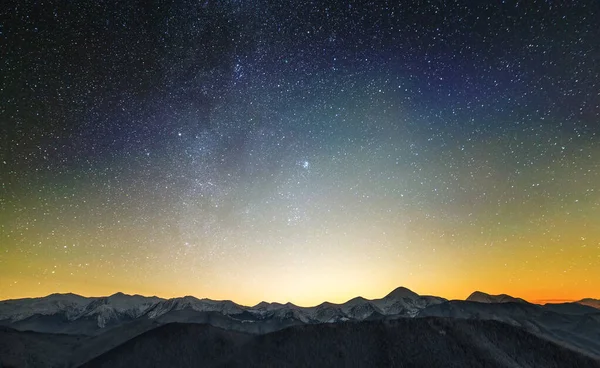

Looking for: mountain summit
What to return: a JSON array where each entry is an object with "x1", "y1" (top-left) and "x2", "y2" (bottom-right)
[{"x1": 384, "y1": 286, "x2": 420, "y2": 300}]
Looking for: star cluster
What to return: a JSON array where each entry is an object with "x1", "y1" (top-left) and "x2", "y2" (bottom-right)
[{"x1": 1, "y1": 0, "x2": 599, "y2": 305}]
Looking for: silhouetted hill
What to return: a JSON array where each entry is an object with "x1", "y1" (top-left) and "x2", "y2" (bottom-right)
[
  {"x1": 579, "y1": 299, "x2": 600, "y2": 310},
  {"x1": 544, "y1": 302, "x2": 600, "y2": 315},
  {"x1": 466, "y1": 291, "x2": 528, "y2": 304},
  {"x1": 82, "y1": 319, "x2": 600, "y2": 368}
]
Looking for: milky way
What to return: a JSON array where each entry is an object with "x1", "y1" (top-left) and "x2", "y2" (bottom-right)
[{"x1": 1, "y1": 1, "x2": 599, "y2": 305}]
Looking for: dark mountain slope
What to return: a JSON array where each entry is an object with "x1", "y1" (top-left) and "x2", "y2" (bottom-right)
[
  {"x1": 67, "y1": 318, "x2": 164, "y2": 367},
  {"x1": 418, "y1": 300, "x2": 600, "y2": 359},
  {"x1": 82, "y1": 318, "x2": 600, "y2": 368},
  {"x1": 81, "y1": 323, "x2": 252, "y2": 368},
  {"x1": 0, "y1": 326, "x2": 83, "y2": 368}
]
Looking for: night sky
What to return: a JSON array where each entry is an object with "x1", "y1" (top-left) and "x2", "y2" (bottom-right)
[{"x1": 1, "y1": 1, "x2": 599, "y2": 306}]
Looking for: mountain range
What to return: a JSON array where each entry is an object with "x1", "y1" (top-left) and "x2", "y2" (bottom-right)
[
  {"x1": 0, "y1": 287, "x2": 448, "y2": 335},
  {"x1": 0, "y1": 288, "x2": 599, "y2": 367}
]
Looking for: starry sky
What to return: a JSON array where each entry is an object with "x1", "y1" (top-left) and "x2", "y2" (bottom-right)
[{"x1": 1, "y1": 0, "x2": 599, "y2": 306}]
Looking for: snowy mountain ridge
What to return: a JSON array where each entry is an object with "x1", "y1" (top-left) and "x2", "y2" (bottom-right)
[
  {"x1": 0, "y1": 287, "x2": 441, "y2": 328},
  {"x1": 0, "y1": 292, "x2": 162, "y2": 327},
  {"x1": 1, "y1": 288, "x2": 598, "y2": 334}
]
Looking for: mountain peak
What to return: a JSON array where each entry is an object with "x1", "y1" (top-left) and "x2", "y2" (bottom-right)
[
  {"x1": 346, "y1": 296, "x2": 367, "y2": 303},
  {"x1": 384, "y1": 287, "x2": 419, "y2": 299},
  {"x1": 252, "y1": 301, "x2": 270, "y2": 309},
  {"x1": 467, "y1": 291, "x2": 527, "y2": 304}
]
